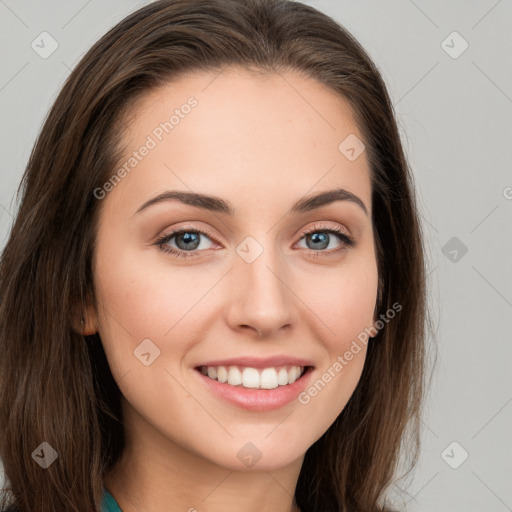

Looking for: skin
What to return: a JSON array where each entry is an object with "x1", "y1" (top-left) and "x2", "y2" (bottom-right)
[{"x1": 82, "y1": 66, "x2": 379, "y2": 512}]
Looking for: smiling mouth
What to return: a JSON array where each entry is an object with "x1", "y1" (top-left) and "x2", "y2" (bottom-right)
[{"x1": 195, "y1": 364, "x2": 313, "y2": 390}]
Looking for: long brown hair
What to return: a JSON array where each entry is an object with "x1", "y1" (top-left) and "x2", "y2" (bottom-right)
[{"x1": 0, "y1": 1, "x2": 436, "y2": 510}]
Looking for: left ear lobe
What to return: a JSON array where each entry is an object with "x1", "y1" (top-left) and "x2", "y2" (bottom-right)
[{"x1": 71, "y1": 303, "x2": 98, "y2": 336}]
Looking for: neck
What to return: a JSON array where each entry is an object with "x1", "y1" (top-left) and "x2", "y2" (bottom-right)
[{"x1": 104, "y1": 399, "x2": 303, "y2": 512}]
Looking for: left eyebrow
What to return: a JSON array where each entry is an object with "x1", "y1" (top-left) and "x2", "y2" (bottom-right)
[
  {"x1": 290, "y1": 188, "x2": 368, "y2": 217},
  {"x1": 134, "y1": 187, "x2": 369, "y2": 217}
]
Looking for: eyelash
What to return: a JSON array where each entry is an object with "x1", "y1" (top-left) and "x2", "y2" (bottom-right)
[{"x1": 154, "y1": 224, "x2": 356, "y2": 260}]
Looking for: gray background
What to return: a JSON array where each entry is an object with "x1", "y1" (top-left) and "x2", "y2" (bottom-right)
[{"x1": 1, "y1": 1, "x2": 511, "y2": 511}]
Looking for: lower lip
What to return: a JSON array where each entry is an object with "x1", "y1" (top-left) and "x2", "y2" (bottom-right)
[{"x1": 195, "y1": 367, "x2": 314, "y2": 412}]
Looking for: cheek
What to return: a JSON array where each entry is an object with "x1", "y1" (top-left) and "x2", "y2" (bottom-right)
[
  {"x1": 295, "y1": 256, "x2": 378, "y2": 351},
  {"x1": 293, "y1": 259, "x2": 377, "y2": 434},
  {"x1": 93, "y1": 224, "x2": 378, "y2": 362},
  {"x1": 94, "y1": 242, "x2": 209, "y2": 341},
  {"x1": 92, "y1": 244, "x2": 210, "y2": 402}
]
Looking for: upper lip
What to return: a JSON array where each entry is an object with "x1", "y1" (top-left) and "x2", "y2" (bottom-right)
[{"x1": 195, "y1": 356, "x2": 315, "y2": 369}]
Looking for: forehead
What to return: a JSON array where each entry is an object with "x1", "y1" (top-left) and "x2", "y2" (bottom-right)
[{"x1": 108, "y1": 66, "x2": 372, "y2": 218}]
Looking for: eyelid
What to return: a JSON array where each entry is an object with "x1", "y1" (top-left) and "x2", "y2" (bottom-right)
[
  {"x1": 294, "y1": 222, "x2": 356, "y2": 252},
  {"x1": 295, "y1": 222, "x2": 352, "y2": 241},
  {"x1": 154, "y1": 221, "x2": 355, "y2": 258},
  {"x1": 156, "y1": 220, "x2": 219, "y2": 240},
  {"x1": 154, "y1": 223, "x2": 221, "y2": 250}
]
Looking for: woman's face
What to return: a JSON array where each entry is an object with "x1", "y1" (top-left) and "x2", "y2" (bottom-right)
[{"x1": 87, "y1": 67, "x2": 378, "y2": 472}]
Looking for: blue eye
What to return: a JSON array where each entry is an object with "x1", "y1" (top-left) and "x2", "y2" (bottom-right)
[
  {"x1": 155, "y1": 224, "x2": 355, "y2": 259},
  {"x1": 296, "y1": 226, "x2": 355, "y2": 255},
  {"x1": 155, "y1": 229, "x2": 214, "y2": 259}
]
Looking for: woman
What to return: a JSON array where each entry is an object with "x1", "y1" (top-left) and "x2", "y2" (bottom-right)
[{"x1": 0, "y1": 0, "x2": 435, "y2": 511}]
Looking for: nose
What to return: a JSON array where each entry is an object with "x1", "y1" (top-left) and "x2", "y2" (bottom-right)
[{"x1": 225, "y1": 246, "x2": 298, "y2": 339}]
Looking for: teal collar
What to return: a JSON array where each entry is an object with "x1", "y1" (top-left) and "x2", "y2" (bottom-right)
[{"x1": 101, "y1": 487, "x2": 122, "y2": 512}]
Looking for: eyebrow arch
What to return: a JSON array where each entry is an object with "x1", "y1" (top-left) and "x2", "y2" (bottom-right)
[{"x1": 134, "y1": 187, "x2": 369, "y2": 217}]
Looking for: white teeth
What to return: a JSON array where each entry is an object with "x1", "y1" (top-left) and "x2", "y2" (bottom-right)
[
  {"x1": 227, "y1": 366, "x2": 242, "y2": 386},
  {"x1": 242, "y1": 367, "x2": 260, "y2": 388},
  {"x1": 217, "y1": 366, "x2": 228, "y2": 383},
  {"x1": 277, "y1": 367, "x2": 289, "y2": 385},
  {"x1": 200, "y1": 364, "x2": 306, "y2": 389},
  {"x1": 288, "y1": 366, "x2": 299, "y2": 384},
  {"x1": 260, "y1": 368, "x2": 278, "y2": 389}
]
